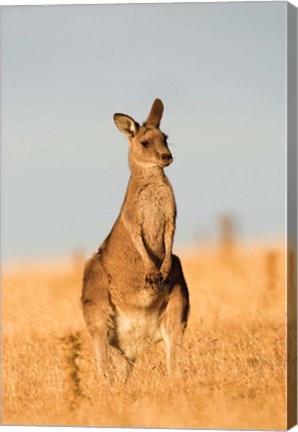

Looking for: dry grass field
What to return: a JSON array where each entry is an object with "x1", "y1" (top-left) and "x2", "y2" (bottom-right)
[{"x1": 1, "y1": 243, "x2": 286, "y2": 429}]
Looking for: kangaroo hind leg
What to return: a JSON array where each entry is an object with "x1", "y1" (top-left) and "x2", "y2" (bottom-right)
[
  {"x1": 161, "y1": 254, "x2": 189, "y2": 376},
  {"x1": 81, "y1": 253, "x2": 113, "y2": 382}
]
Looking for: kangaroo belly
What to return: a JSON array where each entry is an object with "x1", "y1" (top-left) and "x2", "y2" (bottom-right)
[{"x1": 114, "y1": 309, "x2": 162, "y2": 361}]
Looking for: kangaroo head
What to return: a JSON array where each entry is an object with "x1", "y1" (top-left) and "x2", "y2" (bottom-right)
[{"x1": 113, "y1": 99, "x2": 173, "y2": 169}]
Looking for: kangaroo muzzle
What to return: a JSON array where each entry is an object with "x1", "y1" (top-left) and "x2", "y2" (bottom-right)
[{"x1": 161, "y1": 153, "x2": 173, "y2": 165}]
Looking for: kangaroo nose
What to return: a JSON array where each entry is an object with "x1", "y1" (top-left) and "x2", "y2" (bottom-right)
[{"x1": 162, "y1": 153, "x2": 172, "y2": 161}]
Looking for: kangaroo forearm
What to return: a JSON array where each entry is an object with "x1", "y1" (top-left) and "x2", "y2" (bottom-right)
[
  {"x1": 161, "y1": 221, "x2": 175, "y2": 274},
  {"x1": 131, "y1": 231, "x2": 155, "y2": 269},
  {"x1": 164, "y1": 231, "x2": 174, "y2": 259},
  {"x1": 121, "y1": 214, "x2": 155, "y2": 269},
  {"x1": 165, "y1": 220, "x2": 175, "y2": 257}
]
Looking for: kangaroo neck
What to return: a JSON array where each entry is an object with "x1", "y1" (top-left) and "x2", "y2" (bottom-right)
[{"x1": 129, "y1": 157, "x2": 165, "y2": 183}]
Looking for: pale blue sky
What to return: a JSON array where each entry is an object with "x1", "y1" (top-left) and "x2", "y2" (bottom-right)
[{"x1": 1, "y1": 2, "x2": 286, "y2": 261}]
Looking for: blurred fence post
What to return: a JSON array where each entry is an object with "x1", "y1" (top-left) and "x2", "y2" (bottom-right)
[
  {"x1": 265, "y1": 251, "x2": 278, "y2": 294},
  {"x1": 218, "y1": 214, "x2": 237, "y2": 260}
]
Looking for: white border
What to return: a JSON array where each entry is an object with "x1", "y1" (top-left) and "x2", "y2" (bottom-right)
[
  {"x1": 0, "y1": 0, "x2": 298, "y2": 7},
  {"x1": 0, "y1": 1, "x2": 297, "y2": 432}
]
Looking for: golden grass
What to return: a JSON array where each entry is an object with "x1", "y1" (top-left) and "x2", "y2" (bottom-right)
[{"x1": 1, "y1": 244, "x2": 286, "y2": 429}]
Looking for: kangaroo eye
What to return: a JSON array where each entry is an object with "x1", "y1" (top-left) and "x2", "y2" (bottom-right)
[{"x1": 141, "y1": 141, "x2": 150, "y2": 148}]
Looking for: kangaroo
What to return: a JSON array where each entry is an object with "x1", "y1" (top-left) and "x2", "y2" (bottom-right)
[{"x1": 81, "y1": 99, "x2": 189, "y2": 381}]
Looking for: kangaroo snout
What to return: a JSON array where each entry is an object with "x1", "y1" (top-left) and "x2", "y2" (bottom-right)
[{"x1": 161, "y1": 153, "x2": 173, "y2": 164}]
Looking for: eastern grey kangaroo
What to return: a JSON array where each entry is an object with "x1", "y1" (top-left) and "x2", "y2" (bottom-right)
[{"x1": 81, "y1": 99, "x2": 189, "y2": 380}]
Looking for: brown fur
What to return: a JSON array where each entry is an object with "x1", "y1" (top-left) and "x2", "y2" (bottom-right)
[{"x1": 81, "y1": 99, "x2": 189, "y2": 380}]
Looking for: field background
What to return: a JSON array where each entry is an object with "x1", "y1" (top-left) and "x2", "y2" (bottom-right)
[{"x1": 2, "y1": 242, "x2": 286, "y2": 429}]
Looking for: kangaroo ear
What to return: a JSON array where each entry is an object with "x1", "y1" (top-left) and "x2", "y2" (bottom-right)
[
  {"x1": 145, "y1": 98, "x2": 164, "y2": 128},
  {"x1": 113, "y1": 114, "x2": 139, "y2": 137}
]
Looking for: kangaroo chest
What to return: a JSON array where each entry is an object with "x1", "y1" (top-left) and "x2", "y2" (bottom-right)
[{"x1": 138, "y1": 181, "x2": 175, "y2": 252}]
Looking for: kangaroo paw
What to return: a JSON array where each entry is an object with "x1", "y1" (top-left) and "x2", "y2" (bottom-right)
[{"x1": 145, "y1": 271, "x2": 163, "y2": 287}]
